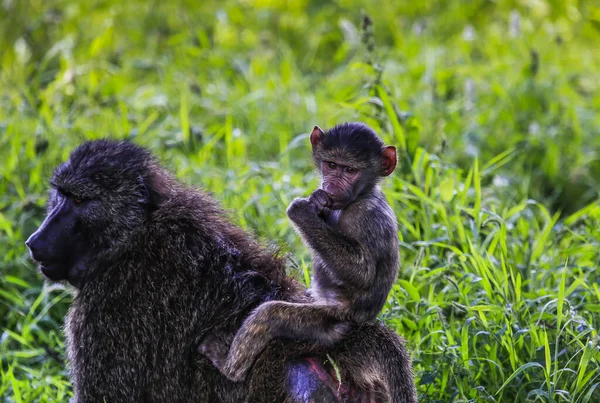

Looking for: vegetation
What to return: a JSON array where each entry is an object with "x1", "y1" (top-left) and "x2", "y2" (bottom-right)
[{"x1": 1, "y1": 0, "x2": 599, "y2": 401}]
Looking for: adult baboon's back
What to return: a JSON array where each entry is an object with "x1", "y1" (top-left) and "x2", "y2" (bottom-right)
[{"x1": 26, "y1": 140, "x2": 417, "y2": 402}]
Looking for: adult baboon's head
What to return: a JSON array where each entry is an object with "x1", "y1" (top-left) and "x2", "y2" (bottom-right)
[{"x1": 25, "y1": 140, "x2": 163, "y2": 287}]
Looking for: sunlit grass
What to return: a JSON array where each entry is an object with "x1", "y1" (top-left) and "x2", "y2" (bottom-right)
[{"x1": 1, "y1": 0, "x2": 599, "y2": 401}]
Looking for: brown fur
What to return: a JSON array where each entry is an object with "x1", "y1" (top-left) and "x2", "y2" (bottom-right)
[{"x1": 27, "y1": 140, "x2": 417, "y2": 402}]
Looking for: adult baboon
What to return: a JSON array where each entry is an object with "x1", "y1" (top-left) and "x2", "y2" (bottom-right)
[{"x1": 26, "y1": 140, "x2": 417, "y2": 402}]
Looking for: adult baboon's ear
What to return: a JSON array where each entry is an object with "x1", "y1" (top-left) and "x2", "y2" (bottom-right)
[
  {"x1": 381, "y1": 146, "x2": 397, "y2": 176},
  {"x1": 137, "y1": 173, "x2": 164, "y2": 210},
  {"x1": 310, "y1": 126, "x2": 325, "y2": 148}
]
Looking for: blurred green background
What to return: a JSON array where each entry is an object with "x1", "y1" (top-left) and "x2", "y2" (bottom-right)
[{"x1": 1, "y1": 0, "x2": 600, "y2": 401}]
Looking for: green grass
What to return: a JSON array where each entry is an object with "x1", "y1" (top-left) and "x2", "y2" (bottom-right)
[{"x1": 1, "y1": 0, "x2": 600, "y2": 401}]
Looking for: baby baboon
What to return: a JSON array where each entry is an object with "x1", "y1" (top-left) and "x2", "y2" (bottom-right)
[
  {"x1": 202, "y1": 122, "x2": 400, "y2": 384},
  {"x1": 26, "y1": 140, "x2": 416, "y2": 402}
]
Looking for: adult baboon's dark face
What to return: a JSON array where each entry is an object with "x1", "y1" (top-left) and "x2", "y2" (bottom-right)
[{"x1": 26, "y1": 140, "x2": 157, "y2": 287}]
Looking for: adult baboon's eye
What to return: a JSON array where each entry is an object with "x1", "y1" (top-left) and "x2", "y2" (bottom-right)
[{"x1": 74, "y1": 198, "x2": 82, "y2": 205}]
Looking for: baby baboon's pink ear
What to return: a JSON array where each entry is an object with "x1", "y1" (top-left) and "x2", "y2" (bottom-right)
[
  {"x1": 381, "y1": 146, "x2": 397, "y2": 176},
  {"x1": 310, "y1": 126, "x2": 325, "y2": 148}
]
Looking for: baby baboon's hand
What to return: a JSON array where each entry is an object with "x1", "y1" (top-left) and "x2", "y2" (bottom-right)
[
  {"x1": 286, "y1": 197, "x2": 312, "y2": 220},
  {"x1": 308, "y1": 189, "x2": 333, "y2": 216}
]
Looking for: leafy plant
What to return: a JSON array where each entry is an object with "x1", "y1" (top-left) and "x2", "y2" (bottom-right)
[{"x1": 1, "y1": 1, "x2": 599, "y2": 401}]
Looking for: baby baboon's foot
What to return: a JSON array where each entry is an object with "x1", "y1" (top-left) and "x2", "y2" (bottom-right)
[{"x1": 200, "y1": 334, "x2": 230, "y2": 373}]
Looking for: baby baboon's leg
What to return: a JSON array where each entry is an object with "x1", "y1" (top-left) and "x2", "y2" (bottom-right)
[{"x1": 207, "y1": 301, "x2": 348, "y2": 382}]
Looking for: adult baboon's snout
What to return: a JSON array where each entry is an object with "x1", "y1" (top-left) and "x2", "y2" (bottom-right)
[{"x1": 26, "y1": 227, "x2": 53, "y2": 264}]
